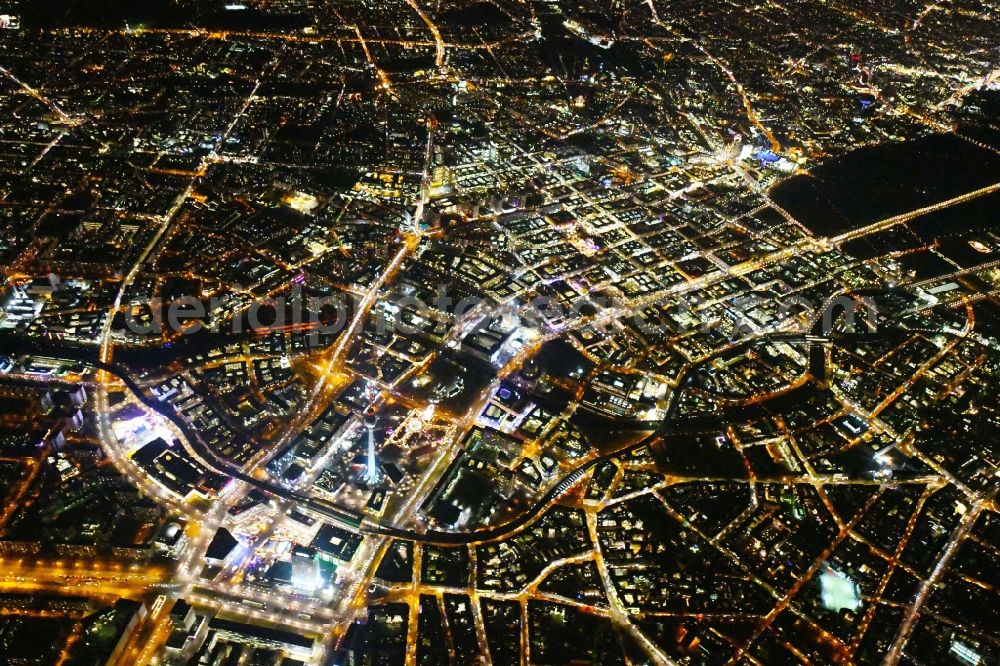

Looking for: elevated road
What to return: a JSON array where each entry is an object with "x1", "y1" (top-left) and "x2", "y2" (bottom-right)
[{"x1": 0, "y1": 288, "x2": 976, "y2": 547}]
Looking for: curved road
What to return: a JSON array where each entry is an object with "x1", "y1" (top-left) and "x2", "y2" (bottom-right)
[{"x1": 0, "y1": 318, "x2": 900, "y2": 546}]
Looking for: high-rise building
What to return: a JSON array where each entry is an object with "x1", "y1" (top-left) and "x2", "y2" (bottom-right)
[{"x1": 363, "y1": 411, "x2": 379, "y2": 486}]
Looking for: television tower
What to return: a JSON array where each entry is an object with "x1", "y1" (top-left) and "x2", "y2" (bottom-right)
[{"x1": 363, "y1": 410, "x2": 379, "y2": 486}]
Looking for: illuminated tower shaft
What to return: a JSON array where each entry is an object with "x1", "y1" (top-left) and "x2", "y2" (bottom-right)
[{"x1": 364, "y1": 412, "x2": 379, "y2": 485}]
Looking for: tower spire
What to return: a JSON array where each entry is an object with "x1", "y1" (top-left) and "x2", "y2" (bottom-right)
[{"x1": 363, "y1": 410, "x2": 379, "y2": 485}]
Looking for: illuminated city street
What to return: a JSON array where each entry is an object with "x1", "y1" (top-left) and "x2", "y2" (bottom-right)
[{"x1": 0, "y1": 0, "x2": 998, "y2": 664}]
